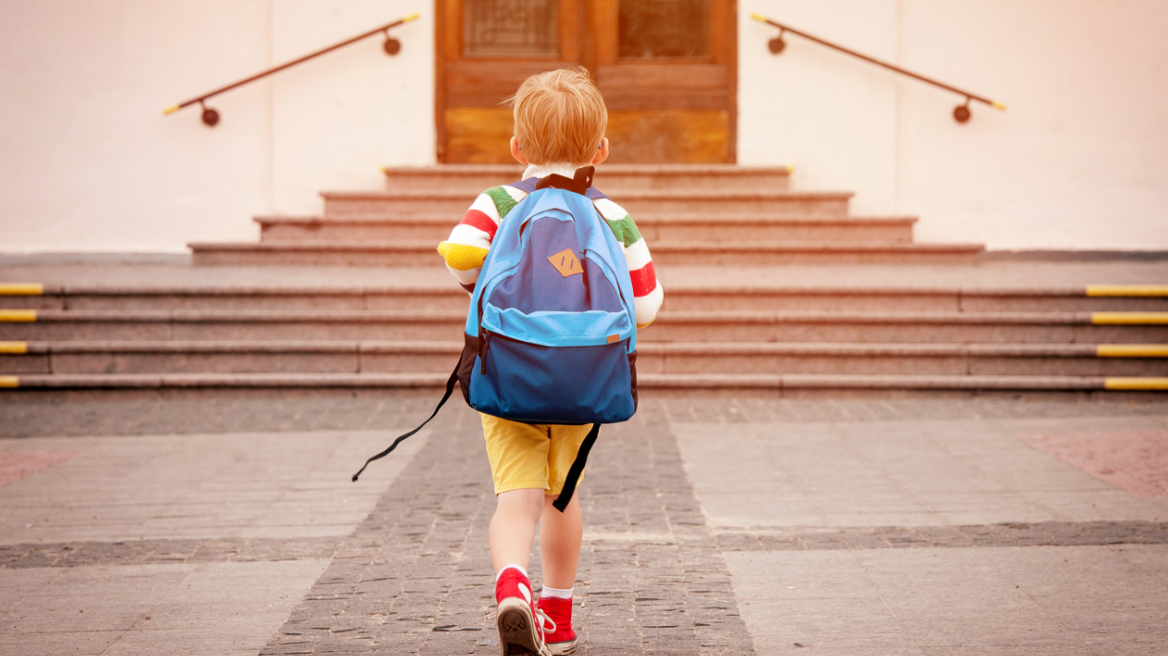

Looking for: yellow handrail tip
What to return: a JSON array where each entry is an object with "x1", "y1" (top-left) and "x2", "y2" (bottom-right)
[
  {"x1": 403, "y1": 13, "x2": 421, "y2": 22},
  {"x1": 750, "y1": 13, "x2": 769, "y2": 22}
]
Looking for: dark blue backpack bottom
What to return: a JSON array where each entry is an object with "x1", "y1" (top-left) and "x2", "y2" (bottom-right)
[{"x1": 458, "y1": 332, "x2": 637, "y2": 425}]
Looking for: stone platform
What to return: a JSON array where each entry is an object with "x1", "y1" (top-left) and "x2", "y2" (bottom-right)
[{"x1": 2, "y1": 393, "x2": 1167, "y2": 654}]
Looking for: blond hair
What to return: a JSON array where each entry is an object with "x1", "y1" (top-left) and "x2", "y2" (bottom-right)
[{"x1": 508, "y1": 67, "x2": 607, "y2": 167}]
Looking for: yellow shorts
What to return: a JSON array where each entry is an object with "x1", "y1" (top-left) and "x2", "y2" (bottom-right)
[{"x1": 481, "y1": 413, "x2": 593, "y2": 496}]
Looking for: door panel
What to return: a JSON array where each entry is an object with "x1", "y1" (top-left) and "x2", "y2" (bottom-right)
[
  {"x1": 437, "y1": 0, "x2": 735, "y2": 164},
  {"x1": 606, "y1": 109, "x2": 728, "y2": 163}
]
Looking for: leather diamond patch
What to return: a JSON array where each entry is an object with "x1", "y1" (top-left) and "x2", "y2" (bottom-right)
[{"x1": 548, "y1": 249, "x2": 583, "y2": 277}]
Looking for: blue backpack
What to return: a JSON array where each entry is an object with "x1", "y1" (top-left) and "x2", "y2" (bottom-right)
[{"x1": 354, "y1": 166, "x2": 639, "y2": 511}]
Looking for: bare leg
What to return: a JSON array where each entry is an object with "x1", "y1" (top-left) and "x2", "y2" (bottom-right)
[
  {"x1": 490, "y1": 488, "x2": 546, "y2": 574},
  {"x1": 540, "y1": 492, "x2": 583, "y2": 589}
]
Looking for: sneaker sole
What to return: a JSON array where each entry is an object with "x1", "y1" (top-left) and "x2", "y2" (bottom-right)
[
  {"x1": 548, "y1": 637, "x2": 578, "y2": 655},
  {"x1": 497, "y1": 598, "x2": 551, "y2": 656}
]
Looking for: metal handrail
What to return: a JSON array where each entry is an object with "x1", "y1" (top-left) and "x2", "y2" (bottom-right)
[
  {"x1": 164, "y1": 13, "x2": 420, "y2": 127},
  {"x1": 750, "y1": 13, "x2": 1005, "y2": 123}
]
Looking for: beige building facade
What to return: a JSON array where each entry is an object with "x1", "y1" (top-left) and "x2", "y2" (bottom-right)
[{"x1": 1, "y1": 0, "x2": 1166, "y2": 253}]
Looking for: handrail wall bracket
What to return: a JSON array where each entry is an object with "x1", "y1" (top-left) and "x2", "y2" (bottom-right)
[
  {"x1": 750, "y1": 13, "x2": 1006, "y2": 124},
  {"x1": 165, "y1": 13, "x2": 420, "y2": 127}
]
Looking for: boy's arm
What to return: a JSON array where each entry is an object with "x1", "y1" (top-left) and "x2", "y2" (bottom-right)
[
  {"x1": 437, "y1": 186, "x2": 526, "y2": 292},
  {"x1": 593, "y1": 198, "x2": 664, "y2": 328}
]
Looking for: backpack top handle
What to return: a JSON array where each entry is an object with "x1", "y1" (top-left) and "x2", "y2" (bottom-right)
[{"x1": 534, "y1": 166, "x2": 595, "y2": 196}]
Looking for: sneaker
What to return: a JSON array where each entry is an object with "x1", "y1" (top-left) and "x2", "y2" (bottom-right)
[
  {"x1": 537, "y1": 595, "x2": 578, "y2": 655},
  {"x1": 495, "y1": 568, "x2": 552, "y2": 656}
]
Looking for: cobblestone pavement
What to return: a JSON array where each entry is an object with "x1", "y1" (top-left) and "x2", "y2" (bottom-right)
[
  {"x1": 2, "y1": 394, "x2": 1168, "y2": 655},
  {"x1": 258, "y1": 403, "x2": 752, "y2": 656},
  {"x1": 6, "y1": 393, "x2": 1168, "y2": 439}
]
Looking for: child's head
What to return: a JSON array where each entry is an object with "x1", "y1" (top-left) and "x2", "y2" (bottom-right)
[{"x1": 509, "y1": 67, "x2": 608, "y2": 167}]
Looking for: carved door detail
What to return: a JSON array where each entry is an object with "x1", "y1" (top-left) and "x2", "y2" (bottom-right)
[{"x1": 436, "y1": 0, "x2": 736, "y2": 163}]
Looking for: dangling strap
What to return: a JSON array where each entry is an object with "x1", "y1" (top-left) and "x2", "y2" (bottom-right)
[
  {"x1": 351, "y1": 358, "x2": 461, "y2": 482},
  {"x1": 552, "y1": 423, "x2": 600, "y2": 512}
]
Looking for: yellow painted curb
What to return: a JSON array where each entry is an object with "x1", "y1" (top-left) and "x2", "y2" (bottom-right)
[
  {"x1": 1105, "y1": 378, "x2": 1168, "y2": 391},
  {"x1": 0, "y1": 283, "x2": 43, "y2": 295},
  {"x1": 750, "y1": 13, "x2": 769, "y2": 22},
  {"x1": 0, "y1": 342, "x2": 28, "y2": 354},
  {"x1": 0, "y1": 376, "x2": 17, "y2": 388},
  {"x1": 0, "y1": 310, "x2": 36, "y2": 322},
  {"x1": 1087, "y1": 285, "x2": 1168, "y2": 297},
  {"x1": 403, "y1": 12, "x2": 420, "y2": 22},
  {"x1": 1097, "y1": 345, "x2": 1168, "y2": 357},
  {"x1": 1091, "y1": 312, "x2": 1168, "y2": 325}
]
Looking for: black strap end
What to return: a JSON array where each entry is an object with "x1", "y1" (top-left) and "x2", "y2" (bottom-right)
[{"x1": 535, "y1": 166, "x2": 595, "y2": 196}]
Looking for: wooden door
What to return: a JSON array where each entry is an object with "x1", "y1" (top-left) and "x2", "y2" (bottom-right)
[{"x1": 436, "y1": 0, "x2": 736, "y2": 164}]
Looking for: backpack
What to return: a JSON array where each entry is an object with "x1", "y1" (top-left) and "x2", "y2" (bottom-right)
[{"x1": 353, "y1": 166, "x2": 639, "y2": 512}]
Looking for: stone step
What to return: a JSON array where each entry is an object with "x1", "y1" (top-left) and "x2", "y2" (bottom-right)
[
  {"x1": 5, "y1": 284, "x2": 1167, "y2": 313},
  {"x1": 187, "y1": 240, "x2": 984, "y2": 267},
  {"x1": 320, "y1": 189, "x2": 852, "y2": 219},
  {"x1": 3, "y1": 309, "x2": 1166, "y2": 343},
  {"x1": 4, "y1": 372, "x2": 1166, "y2": 393},
  {"x1": 381, "y1": 164, "x2": 793, "y2": 193},
  {"x1": 255, "y1": 214, "x2": 917, "y2": 244},
  {"x1": 0, "y1": 285, "x2": 469, "y2": 312},
  {"x1": 4, "y1": 340, "x2": 1166, "y2": 377}
]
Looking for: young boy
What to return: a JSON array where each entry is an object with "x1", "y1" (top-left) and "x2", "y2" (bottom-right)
[{"x1": 437, "y1": 67, "x2": 663, "y2": 656}]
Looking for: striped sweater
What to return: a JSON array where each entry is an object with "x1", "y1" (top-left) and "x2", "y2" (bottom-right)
[{"x1": 437, "y1": 164, "x2": 664, "y2": 328}]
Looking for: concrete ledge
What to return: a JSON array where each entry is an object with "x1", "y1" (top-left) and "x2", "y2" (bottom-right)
[
  {"x1": 253, "y1": 214, "x2": 917, "y2": 226},
  {"x1": 639, "y1": 374, "x2": 1108, "y2": 390},
  {"x1": 380, "y1": 164, "x2": 794, "y2": 175},
  {"x1": 982, "y1": 250, "x2": 1168, "y2": 261},
  {"x1": 0, "y1": 252, "x2": 191, "y2": 265},
  {"x1": 11, "y1": 373, "x2": 450, "y2": 388},
  {"x1": 6, "y1": 373, "x2": 1151, "y2": 392},
  {"x1": 321, "y1": 189, "x2": 846, "y2": 201},
  {"x1": 11, "y1": 339, "x2": 1165, "y2": 358}
]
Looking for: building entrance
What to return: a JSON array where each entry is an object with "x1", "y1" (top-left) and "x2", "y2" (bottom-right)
[{"x1": 436, "y1": 0, "x2": 737, "y2": 163}]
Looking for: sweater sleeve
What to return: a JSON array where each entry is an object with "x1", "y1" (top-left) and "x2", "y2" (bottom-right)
[
  {"x1": 592, "y1": 197, "x2": 664, "y2": 328},
  {"x1": 437, "y1": 185, "x2": 527, "y2": 290}
]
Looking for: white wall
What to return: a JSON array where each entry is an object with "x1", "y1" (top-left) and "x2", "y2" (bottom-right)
[
  {"x1": 0, "y1": 0, "x2": 433, "y2": 253},
  {"x1": 740, "y1": 0, "x2": 1168, "y2": 250},
  {"x1": 270, "y1": 0, "x2": 434, "y2": 217}
]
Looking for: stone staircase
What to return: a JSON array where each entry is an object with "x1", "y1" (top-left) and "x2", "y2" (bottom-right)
[
  {"x1": 2, "y1": 164, "x2": 1166, "y2": 394},
  {"x1": 189, "y1": 165, "x2": 984, "y2": 266}
]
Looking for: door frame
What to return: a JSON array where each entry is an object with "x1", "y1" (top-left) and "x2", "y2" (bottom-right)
[{"x1": 435, "y1": 0, "x2": 736, "y2": 163}]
